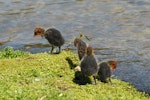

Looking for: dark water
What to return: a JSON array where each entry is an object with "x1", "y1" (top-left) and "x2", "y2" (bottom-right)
[{"x1": 0, "y1": 0, "x2": 150, "y2": 94}]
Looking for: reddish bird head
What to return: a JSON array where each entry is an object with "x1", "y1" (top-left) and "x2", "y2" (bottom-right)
[
  {"x1": 108, "y1": 60, "x2": 117, "y2": 71},
  {"x1": 74, "y1": 38, "x2": 80, "y2": 47},
  {"x1": 34, "y1": 27, "x2": 45, "y2": 37},
  {"x1": 86, "y1": 46, "x2": 94, "y2": 56}
]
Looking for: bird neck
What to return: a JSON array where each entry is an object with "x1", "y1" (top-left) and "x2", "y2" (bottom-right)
[
  {"x1": 41, "y1": 28, "x2": 46, "y2": 38},
  {"x1": 86, "y1": 53, "x2": 94, "y2": 56},
  {"x1": 86, "y1": 52, "x2": 94, "y2": 56}
]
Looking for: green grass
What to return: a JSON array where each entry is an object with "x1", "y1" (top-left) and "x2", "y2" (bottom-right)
[
  {"x1": 0, "y1": 47, "x2": 149, "y2": 100},
  {"x1": 0, "y1": 46, "x2": 29, "y2": 59}
]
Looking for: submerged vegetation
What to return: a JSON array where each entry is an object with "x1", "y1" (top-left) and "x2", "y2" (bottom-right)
[{"x1": 0, "y1": 47, "x2": 149, "y2": 100}]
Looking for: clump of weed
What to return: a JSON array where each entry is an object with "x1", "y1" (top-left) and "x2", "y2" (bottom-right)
[{"x1": 0, "y1": 46, "x2": 28, "y2": 59}]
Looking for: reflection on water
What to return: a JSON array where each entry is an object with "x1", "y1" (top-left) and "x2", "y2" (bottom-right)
[{"x1": 0, "y1": 0, "x2": 150, "y2": 94}]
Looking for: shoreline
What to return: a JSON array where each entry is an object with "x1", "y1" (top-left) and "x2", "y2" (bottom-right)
[{"x1": 0, "y1": 47, "x2": 149, "y2": 99}]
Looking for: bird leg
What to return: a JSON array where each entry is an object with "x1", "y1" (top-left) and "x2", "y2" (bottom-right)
[
  {"x1": 58, "y1": 46, "x2": 61, "y2": 54},
  {"x1": 109, "y1": 77, "x2": 112, "y2": 85},
  {"x1": 51, "y1": 45, "x2": 54, "y2": 54},
  {"x1": 93, "y1": 75, "x2": 97, "y2": 85}
]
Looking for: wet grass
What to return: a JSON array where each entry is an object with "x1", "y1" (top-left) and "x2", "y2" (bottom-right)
[{"x1": 0, "y1": 47, "x2": 149, "y2": 100}]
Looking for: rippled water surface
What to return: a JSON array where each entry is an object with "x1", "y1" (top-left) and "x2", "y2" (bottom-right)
[{"x1": 0, "y1": 0, "x2": 150, "y2": 94}]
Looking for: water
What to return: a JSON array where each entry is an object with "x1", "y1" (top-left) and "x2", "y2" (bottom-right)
[{"x1": 0, "y1": 0, "x2": 150, "y2": 94}]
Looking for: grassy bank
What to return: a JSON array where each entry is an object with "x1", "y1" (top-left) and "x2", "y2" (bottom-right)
[{"x1": 0, "y1": 47, "x2": 149, "y2": 100}]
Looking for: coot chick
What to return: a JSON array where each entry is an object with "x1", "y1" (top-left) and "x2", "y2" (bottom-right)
[
  {"x1": 74, "y1": 38, "x2": 87, "y2": 60},
  {"x1": 98, "y1": 60, "x2": 117, "y2": 83},
  {"x1": 34, "y1": 27, "x2": 65, "y2": 54},
  {"x1": 80, "y1": 46, "x2": 98, "y2": 85}
]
